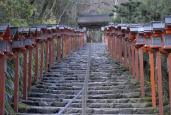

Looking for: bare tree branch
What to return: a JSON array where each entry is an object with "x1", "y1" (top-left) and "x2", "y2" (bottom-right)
[
  {"x1": 45, "y1": 0, "x2": 57, "y2": 19},
  {"x1": 57, "y1": 2, "x2": 71, "y2": 24}
]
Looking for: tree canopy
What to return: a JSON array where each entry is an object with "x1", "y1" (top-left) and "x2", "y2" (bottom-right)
[{"x1": 113, "y1": 0, "x2": 171, "y2": 23}]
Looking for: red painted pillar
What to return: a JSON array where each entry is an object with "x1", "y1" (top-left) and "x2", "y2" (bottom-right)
[
  {"x1": 57, "y1": 38, "x2": 61, "y2": 61},
  {"x1": 132, "y1": 46, "x2": 135, "y2": 76},
  {"x1": 135, "y1": 48, "x2": 139, "y2": 82},
  {"x1": 109, "y1": 37, "x2": 110, "y2": 54},
  {"x1": 168, "y1": 53, "x2": 171, "y2": 114},
  {"x1": 73, "y1": 37, "x2": 75, "y2": 51},
  {"x1": 149, "y1": 51, "x2": 156, "y2": 108},
  {"x1": 40, "y1": 43, "x2": 44, "y2": 79},
  {"x1": 14, "y1": 52, "x2": 19, "y2": 112},
  {"x1": 35, "y1": 44, "x2": 39, "y2": 82},
  {"x1": 23, "y1": 51, "x2": 28, "y2": 100},
  {"x1": 28, "y1": 49, "x2": 32, "y2": 91},
  {"x1": 107, "y1": 36, "x2": 110, "y2": 52},
  {"x1": 112, "y1": 38, "x2": 115, "y2": 58},
  {"x1": 0, "y1": 56, "x2": 6, "y2": 115},
  {"x1": 64, "y1": 38, "x2": 67, "y2": 57},
  {"x1": 51, "y1": 40, "x2": 54, "y2": 64},
  {"x1": 113, "y1": 38, "x2": 115, "y2": 58},
  {"x1": 111, "y1": 38, "x2": 113, "y2": 57},
  {"x1": 120, "y1": 39, "x2": 122, "y2": 63},
  {"x1": 45, "y1": 41, "x2": 49, "y2": 72},
  {"x1": 128, "y1": 43, "x2": 132, "y2": 73},
  {"x1": 72, "y1": 37, "x2": 74, "y2": 52},
  {"x1": 116, "y1": 38, "x2": 118, "y2": 59},
  {"x1": 49, "y1": 41, "x2": 52, "y2": 70},
  {"x1": 156, "y1": 51, "x2": 164, "y2": 115},
  {"x1": 114, "y1": 38, "x2": 117, "y2": 58},
  {"x1": 67, "y1": 38, "x2": 70, "y2": 55},
  {"x1": 139, "y1": 48, "x2": 145, "y2": 97},
  {"x1": 124, "y1": 40, "x2": 128, "y2": 67}
]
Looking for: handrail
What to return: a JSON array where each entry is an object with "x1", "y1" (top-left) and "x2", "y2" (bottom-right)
[
  {"x1": 57, "y1": 88, "x2": 84, "y2": 115},
  {"x1": 57, "y1": 44, "x2": 91, "y2": 115}
]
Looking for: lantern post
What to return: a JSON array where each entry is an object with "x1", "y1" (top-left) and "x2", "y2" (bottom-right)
[
  {"x1": 121, "y1": 26, "x2": 128, "y2": 67},
  {"x1": 150, "y1": 21, "x2": 164, "y2": 114},
  {"x1": 0, "y1": 23, "x2": 11, "y2": 115},
  {"x1": 129, "y1": 26, "x2": 138, "y2": 80},
  {"x1": 160, "y1": 15, "x2": 171, "y2": 114},
  {"x1": 18, "y1": 27, "x2": 31, "y2": 100},
  {"x1": 56, "y1": 26, "x2": 62, "y2": 61},
  {"x1": 12, "y1": 27, "x2": 26, "y2": 112},
  {"x1": 134, "y1": 26, "x2": 146, "y2": 97}
]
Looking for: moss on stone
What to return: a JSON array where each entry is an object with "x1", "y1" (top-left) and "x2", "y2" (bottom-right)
[
  {"x1": 140, "y1": 97, "x2": 152, "y2": 102},
  {"x1": 18, "y1": 102, "x2": 29, "y2": 108}
]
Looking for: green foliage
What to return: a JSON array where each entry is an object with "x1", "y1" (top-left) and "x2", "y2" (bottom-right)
[
  {"x1": 113, "y1": 0, "x2": 171, "y2": 23},
  {"x1": 0, "y1": 0, "x2": 34, "y2": 26}
]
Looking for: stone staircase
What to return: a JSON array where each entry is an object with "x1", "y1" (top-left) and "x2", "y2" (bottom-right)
[
  {"x1": 17, "y1": 45, "x2": 89, "y2": 115},
  {"x1": 17, "y1": 43, "x2": 158, "y2": 115}
]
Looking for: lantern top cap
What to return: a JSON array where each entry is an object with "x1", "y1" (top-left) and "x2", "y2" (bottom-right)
[
  {"x1": 10, "y1": 27, "x2": 18, "y2": 38},
  {"x1": 121, "y1": 26, "x2": 127, "y2": 30},
  {"x1": 0, "y1": 23, "x2": 10, "y2": 32},
  {"x1": 138, "y1": 26, "x2": 144, "y2": 33},
  {"x1": 129, "y1": 26, "x2": 138, "y2": 32},
  {"x1": 18, "y1": 27, "x2": 30, "y2": 33},
  {"x1": 151, "y1": 21, "x2": 164, "y2": 30},
  {"x1": 165, "y1": 15, "x2": 171, "y2": 26},
  {"x1": 143, "y1": 24, "x2": 152, "y2": 33},
  {"x1": 30, "y1": 27, "x2": 37, "y2": 33},
  {"x1": 30, "y1": 24, "x2": 47, "y2": 29}
]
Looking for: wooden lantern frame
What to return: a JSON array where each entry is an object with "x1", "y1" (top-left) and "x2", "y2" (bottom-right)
[
  {"x1": 162, "y1": 15, "x2": 171, "y2": 50},
  {"x1": 150, "y1": 21, "x2": 164, "y2": 49}
]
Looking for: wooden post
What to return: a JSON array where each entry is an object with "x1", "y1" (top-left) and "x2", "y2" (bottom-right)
[
  {"x1": 168, "y1": 53, "x2": 171, "y2": 114},
  {"x1": 49, "y1": 41, "x2": 52, "y2": 70},
  {"x1": 124, "y1": 41, "x2": 128, "y2": 67},
  {"x1": 132, "y1": 46, "x2": 135, "y2": 76},
  {"x1": 115, "y1": 38, "x2": 117, "y2": 58},
  {"x1": 113, "y1": 37, "x2": 116, "y2": 58},
  {"x1": 57, "y1": 38, "x2": 61, "y2": 61},
  {"x1": 67, "y1": 38, "x2": 70, "y2": 55},
  {"x1": 149, "y1": 51, "x2": 156, "y2": 108},
  {"x1": 0, "y1": 56, "x2": 6, "y2": 115},
  {"x1": 120, "y1": 39, "x2": 122, "y2": 63},
  {"x1": 45, "y1": 41, "x2": 49, "y2": 72},
  {"x1": 113, "y1": 38, "x2": 115, "y2": 59},
  {"x1": 23, "y1": 51, "x2": 28, "y2": 100},
  {"x1": 14, "y1": 53, "x2": 19, "y2": 112},
  {"x1": 128, "y1": 43, "x2": 132, "y2": 73},
  {"x1": 40, "y1": 43, "x2": 44, "y2": 79},
  {"x1": 108, "y1": 36, "x2": 110, "y2": 52},
  {"x1": 51, "y1": 40, "x2": 54, "y2": 64},
  {"x1": 35, "y1": 44, "x2": 39, "y2": 82},
  {"x1": 28, "y1": 49, "x2": 32, "y2": 91},
  {"x1": 156, "y1": 51, "x2": 164, "y2": 115},
  {"x1": 135, "y1": 48, "x2": 139, "y2": 82},
  {"x1": 64, "y1": 38, "x2": 67, "y2": 57},
  {"x1": 139, "y1": 48, "x2": 145, "y2": 97}
]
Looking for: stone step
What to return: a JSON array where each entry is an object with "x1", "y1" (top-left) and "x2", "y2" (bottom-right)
[
  {"x1": 66, "y1": 107, "x2": 157, "y2": 114},
  {"x1": 30, "y1": 88, "x2": 80, "y2": 94},
  {"x1": 34, "y1": 85, "x2": 82, "y2": 90},
  {"x1": 22, "y1": 100, "x2": 67, "y2": 107},
  {"x1": 88, "y1": 89, "x2": 138, "y2": 94},
  {"x1": 88, "y1": 92, "x2": 141, "y2": 99},
  {"x1": 19, "y1": 106, "x2": 61, "y2": 113},
  {"x1": 88, "y1": 85, "x2": 140, "y2": 90},
  {"x1": 28, "y1": 92, "x2": 76, "y2": 99}
]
